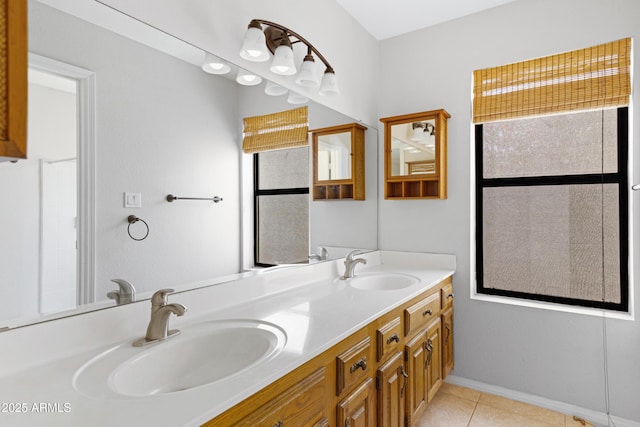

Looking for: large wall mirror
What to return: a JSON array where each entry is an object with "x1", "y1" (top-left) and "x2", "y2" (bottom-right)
[{"x1": 0, "y1": 0, "x2": 378, "y2": 329}]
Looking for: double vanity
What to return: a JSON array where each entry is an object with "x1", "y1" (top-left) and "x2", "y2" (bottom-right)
[{"x1": 0, "y1": 251, "x2": 454, "y2": 426}]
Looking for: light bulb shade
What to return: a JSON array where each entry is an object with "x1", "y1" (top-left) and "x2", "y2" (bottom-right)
[
  {"x1": 236, "y1": 68, "x2": 262, "y2": 86},
  {"x1": 201, "y1": 53, "x2": 230, "y2": 74},
  {"x1": 411, "y1": 126, "x2": 425, "y2": 141},
  {"x1": 295, "y1": 55, "x2": 320, "y2": 87},
  {"x1": 270, "y1": 44, "x2": 297, "y2": 75},
  {"x1": 264, "y1": 80, "x2": 288, "y2": 96},
  {"x1": 239, "y1": 25, "x2": 270, "y2": 62},
  {"x1": 319, "y1": 69, "x2": 339, "y2": 95},
  {"x1": 286, "y1": 91, "x2": 309, "y2": 105}
]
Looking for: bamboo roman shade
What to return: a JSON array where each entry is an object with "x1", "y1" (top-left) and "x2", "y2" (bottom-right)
[
  {"x1": 242, "y1": 106, "x2": 309, "y2": 153},
  {"x1": 473, "y1": 38, "x2": 631, "y2": 123}
]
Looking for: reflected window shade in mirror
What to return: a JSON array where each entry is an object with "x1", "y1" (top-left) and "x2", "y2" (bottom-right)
[
  {"x1": 473, "y1": 39, "x2": 630, "y2": 311},
  {"x1": 311, "y1": 123, "x2": 367, "y2": 200},
  {"x1": 242, "y1": 106, "x2": 309, "y2": 153},
  {"x1": 380, "y1": 109, "x2": 450, "y2": 199},
  {"x1": 472, "y1": 38, "x2": 631, "y2": 124}
]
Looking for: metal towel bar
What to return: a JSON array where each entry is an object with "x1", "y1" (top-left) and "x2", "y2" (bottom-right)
[{"x1": 166, "y1": 194, "x2": 223, "y2": 203}]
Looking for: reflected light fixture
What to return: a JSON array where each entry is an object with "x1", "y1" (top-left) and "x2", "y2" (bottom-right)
[
  {"x1": 236, "y1": 68, "x2": 262, "y2": 86},
  {"x1": 286, "y1": 91, "x2": 309, "y2": 105},
  {"x1": 410, "y1": 122, "x2": 435, "y2": 141},
  {"x1": 264, "y1": 80, "x2": 288, "y2": 96},
  {"x1": 201, "y1": 53, "x2": 230, "y2": 75},
  {"x1": 239, "y1": 19, "x2": 339, "y2": 95}
]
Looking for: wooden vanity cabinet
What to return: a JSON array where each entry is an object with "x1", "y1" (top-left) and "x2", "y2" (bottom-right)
[{"x1": 204, "y1": 276, "x2": 453, "y2": 427}]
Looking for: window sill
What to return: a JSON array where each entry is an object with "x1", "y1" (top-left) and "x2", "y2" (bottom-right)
[{"x1": 470, "y1": 289, "x2": 634, "y2": 321}]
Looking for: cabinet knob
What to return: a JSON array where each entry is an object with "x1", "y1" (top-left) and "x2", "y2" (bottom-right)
[
  {"x1": 386, "y1": 333, "x2": 400, "y2": 344},
  {"x1": 349, "y1": 357, "x2": 367, "y2": 373}
]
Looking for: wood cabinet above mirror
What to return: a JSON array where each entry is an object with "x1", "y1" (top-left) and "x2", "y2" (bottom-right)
[
  {"x1": 311, "y1": 123, "x2": 367, "y2": 201},
  {"x1": 381, "y1": 109, "x2": 450, "y2": 199}
]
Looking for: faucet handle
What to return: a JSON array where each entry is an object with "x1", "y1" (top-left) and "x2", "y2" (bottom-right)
[
  {"x1": 151, "y1": 288, "x2": 175, "y2": 306},
  {"x1": 345, "y1": 249, "x2": 364, "y2": 261}
]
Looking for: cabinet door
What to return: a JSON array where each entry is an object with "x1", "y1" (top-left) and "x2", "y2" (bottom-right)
[
  {"x1": 425, "y1": 318, "x2": 443, "y2": 403},
  {"x1": 404, "y1": 328, "x2": 427, "y2": 426},
  {"x1": 337, "y1": 377, "x2": 375, "y2": 427},
  {"x1": 0, "y1": 0, "x2": 27, "y2": 159},
  {"x1": 376, "y1": 351, "x2": 406, "y2": 427},
  {"x1": 442, "y1": 307, "x2": 454, "y2": 378}
]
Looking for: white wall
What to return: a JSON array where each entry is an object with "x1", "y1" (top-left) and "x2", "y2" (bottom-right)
[
  {"x1": 94, "y1": 0, "x2": 381, "y2": 127},
  {"x1": 378, "y1": 0, "x2": 640, "y2": 421},
  {"x1": 29, "y1": 1, "x2": 241, "y2": 301}
]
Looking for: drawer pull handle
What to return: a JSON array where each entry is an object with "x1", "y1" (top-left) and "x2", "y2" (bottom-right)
[
  {"x1": 424, "y1": 339, "x2": 433, "y2": 367},
  {"x1": 386, "y1": 333, "x2": 400, "y2": 344},
  {"x1": 422, "y1": 309, "x2": 432, "y2": 316},
  {"x1": 400, "y1": 365, "x2": 409, "y2": 398},
  {"x1": 447, "y1": 293, "x2": 454, "y2": 299},
  {"x1": 350, "y1": 357, "x2": 367, "y2": 373},
  {"x1": 272, "y1": 421, "x2": 283, "y2": 427}
]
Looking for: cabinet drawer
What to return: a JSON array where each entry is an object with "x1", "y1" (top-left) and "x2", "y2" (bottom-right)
[
  {"x1": 376, "y1": 317, "x2": 402, "y2": 362},
  {"x1": 405, "y1": 292, "x2": 441, "y2": 337},
  {"x1": 441, "y1": 282, "x2": 454, "y2": 309},
  {"x1": 336, "y1": 337, "x2": 371, "y2": 396},
  {"x1": 235, "y1": 367, "x2": 326, "y2": 427}
]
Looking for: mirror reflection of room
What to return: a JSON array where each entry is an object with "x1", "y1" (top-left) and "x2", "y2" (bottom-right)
[{"x1": 390, "y1": 119, "x2": 437, "y2": 176}]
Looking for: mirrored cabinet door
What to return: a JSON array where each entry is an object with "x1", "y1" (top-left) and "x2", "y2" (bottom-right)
[
  {"x1": 381, "y1": 109, "x2": 450, "y2": 199},
  {"x1": 311, "y1": 123, "x2": 367, "y2": 200}
]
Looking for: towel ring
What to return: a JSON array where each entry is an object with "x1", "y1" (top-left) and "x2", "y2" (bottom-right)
[{"x1": 127, "y1": 215, "x2": 149, "y2": 241}]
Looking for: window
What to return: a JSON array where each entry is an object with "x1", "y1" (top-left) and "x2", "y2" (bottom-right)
[
  {"x1": 242, "y1": 107, "x2": 310, "y2": 267},
  {"x1": 254, "y1": 147, "x2": 310, "y2": 266},
  {"x1": 473, "y1": 39, "x2": 631, "y2": 311}
]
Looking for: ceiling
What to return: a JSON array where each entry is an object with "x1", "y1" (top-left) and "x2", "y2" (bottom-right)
[{"x1": 335, "y1": 0, "x2": 519, "y2": 40}]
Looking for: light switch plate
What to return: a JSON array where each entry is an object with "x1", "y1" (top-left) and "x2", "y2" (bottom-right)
[{"x1": 124, "y1": 192, "x2": 142, "y2": 208}]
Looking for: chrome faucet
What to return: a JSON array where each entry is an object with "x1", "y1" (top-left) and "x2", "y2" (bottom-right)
[
  {"x1": 341, "y1": 250, "x2": 367, "y2": 279},
  {"x1": 107, "y1": 279, "x2": 136, "y2": 305},
  {"x1": 133, "y1": 288, "x2": 186, "y2": 347}
]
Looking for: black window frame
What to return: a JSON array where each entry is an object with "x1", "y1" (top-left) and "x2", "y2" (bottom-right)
[
  {"x1": 475, "y1": 107, "x2": 629, "y2": 312},
  {"x1": 253, "y1": 152, "x2": 309, "y2": 268}
]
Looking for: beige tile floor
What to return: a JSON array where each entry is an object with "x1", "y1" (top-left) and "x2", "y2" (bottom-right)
[{"x1": 415, "y1": 383, "x2": 595, "y2": 427}]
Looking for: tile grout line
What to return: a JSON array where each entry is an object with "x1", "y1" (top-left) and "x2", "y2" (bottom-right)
[{"x1": 466, "y1": 393, "x2": 482, "y2": 427}]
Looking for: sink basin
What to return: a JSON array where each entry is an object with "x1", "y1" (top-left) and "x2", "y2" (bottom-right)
[
  {"x1": 73, "y1": 319, "x2": 286, "y2": 398},
  {"x1": 348, "y1": 272, "x2": 420, "y2": 290}
]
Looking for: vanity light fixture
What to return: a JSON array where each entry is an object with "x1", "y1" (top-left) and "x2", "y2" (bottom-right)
[
  {"x1": 236, "y1": 68, "x2": 262, "y2": 86},
  {"x1": 410, "y1": 122, "x2": 435, "y2": 141},
  {"x1": 201, "y1": 53, "x2": 230, "y2": 75},
  {"x1": 239, "y1": 19, "x2": 339, "y2": 95}
]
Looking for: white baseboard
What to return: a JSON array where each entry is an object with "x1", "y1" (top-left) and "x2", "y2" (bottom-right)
[{"x1": 445, "y1": 375, "x2": 640, "y2": 427}]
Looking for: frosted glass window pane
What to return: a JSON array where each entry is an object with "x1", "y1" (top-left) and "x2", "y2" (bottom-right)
[
  {"x1": 483, "y1": 109, "x2": 617, "y2": 178},
  {"x1": 258, "y1": 147, "x2": 309, "y2": 190},
  {"x1": 257, "y1": 194, "x2": 309, "y2": 265},
  {"x1": 482, "y1": 184, "x2": 620, "y2": 303}
]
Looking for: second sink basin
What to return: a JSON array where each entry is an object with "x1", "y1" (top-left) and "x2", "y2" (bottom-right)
[
  {"x1": 348, "y1": 272, "x2": 420, "y2": 290},
  {"x1": 73, "y1": 319, "x2": 286, "y2": 398}
]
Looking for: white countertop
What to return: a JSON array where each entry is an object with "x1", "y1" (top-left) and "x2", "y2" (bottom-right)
[{"x1": 0, "y1": 251, "x2": 455, "y2": 427}]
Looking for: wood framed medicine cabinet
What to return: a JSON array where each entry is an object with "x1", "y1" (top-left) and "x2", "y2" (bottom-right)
[
  {"x1": 311, "y1": 122, "x2": 367, "y2": 200},
  {"x1": 381, "y1": 109, "x2": 450, "y2": 199},
  {"x1": 0, "y1": 0, "x2": 28, "y2": 159}
]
